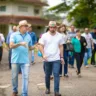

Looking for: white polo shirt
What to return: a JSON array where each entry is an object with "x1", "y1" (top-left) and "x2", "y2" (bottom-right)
[{"x1": 39, "y1": 32, "x2": 64, "y2": 62}]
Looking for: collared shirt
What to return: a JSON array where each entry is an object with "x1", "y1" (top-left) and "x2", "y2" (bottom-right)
[
  {"x1": 28, "y1": 32, "x2": 37, "y2": 45},
  {"x1": 6, "y1": 31, "x2": 14, "y2": 45},
  {"x1": 82, "y1": 33, "x2": 93, "y2": 48},
  {"x1": 0, "y1": 33, "x2": 5, "y2": 46},
  {"x1": 10, "y1": 31, "x2": 32, "y2": 64},
  {"x1": 67, "y1": 31, "x2": 76, "y2": 41}
]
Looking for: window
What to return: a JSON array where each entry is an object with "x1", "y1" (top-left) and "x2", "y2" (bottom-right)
[
  {"x1": 0, "y1": 6, "x2": 6, "y2": 12},
  {"x1": 18, "y1": 6, "x2": 28, "y2": 12},
  {"x1": 34, "y1": 8, "x2": 40, "y2": 15}
]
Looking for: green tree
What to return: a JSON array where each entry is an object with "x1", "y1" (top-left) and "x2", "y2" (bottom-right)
[{"x1": 49, "y1": 0, "x2": 96, "y2": 28}]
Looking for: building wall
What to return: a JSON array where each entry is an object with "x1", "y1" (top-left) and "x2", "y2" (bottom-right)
[
  {"x1": 0, "y1": 2, "x2": 13, "y2": 15},
  {"x1": 0, "y1": 2, "x2": 43, "y2": 17}
]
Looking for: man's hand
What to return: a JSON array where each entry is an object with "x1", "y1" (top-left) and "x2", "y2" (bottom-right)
[
  {"x1": 20, "y1": 42, "x2": 27, "y2": 47},
  {"x1": 42, "y1": 54, "x2": 48, "y2": 61},
  {"x1": 92, "y1": 46, "x2": 94, "y2": 50},
  {"x1": 61, "y1": 58, "x2": 65, "y2": 65}
]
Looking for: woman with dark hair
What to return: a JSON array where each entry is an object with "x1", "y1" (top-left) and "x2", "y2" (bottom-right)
[
  {"x1": 58, "y1": 24, "x2": 69, "y2": 77},
  {"x1": 71, "y1": 30, "x2": 87, "y2": 77}
]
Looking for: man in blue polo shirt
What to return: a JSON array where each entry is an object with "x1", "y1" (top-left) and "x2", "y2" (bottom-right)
[
  {"x1": 10, "y1": 20, "x2": 35, "y2": 96},
  {"x1": 28, "y1": 24, "x2": 37, "y2": 65}
]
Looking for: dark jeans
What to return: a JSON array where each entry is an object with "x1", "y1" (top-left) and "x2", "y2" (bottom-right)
[
  {"x1": 91, "y1": 49, "x2": 96, "y2": 64},
  {"x1": 9, "y1": 49, "x2": 12, "y2": 69},
  {"x1": 74, "y1": 52, "x2": 84, "y2": 74},
  {"x1": 44, "y1": 60, "x2": 60, "y2": 93},
  {"x1": 0, "y1": 46, "x2": 3, "y2": 62},
  {"x1": 60, "y1": 49, "x2": 68, "y2": 75}
]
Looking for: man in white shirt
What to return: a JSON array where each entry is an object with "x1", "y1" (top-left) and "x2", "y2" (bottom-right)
[
  {"x1": 0, "y1": 32, "x2": 5, "y2": 64},
  {"x1": 82, "y1": 28, "x2": 93, "y2": 68},
  {"x1": 39, "y1": 21, "x2": 64, "y2": 96}
]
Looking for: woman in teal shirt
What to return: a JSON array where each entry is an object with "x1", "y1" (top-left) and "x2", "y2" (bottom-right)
[{"x1": 72, "y1": 30, "x2": 87, "y2": 77}]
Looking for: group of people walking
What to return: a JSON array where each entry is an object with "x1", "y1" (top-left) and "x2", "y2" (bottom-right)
[{"x1": 0, "y1": 20, "x2": 96, "y2": 96}]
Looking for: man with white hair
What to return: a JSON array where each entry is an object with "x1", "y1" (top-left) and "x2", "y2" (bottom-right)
[
  {"x1": 39, "y1": 21, "x2": 64, "y2": 96},
  {"x1": 6, "y1": 26, "x2": 17, "y2": 69},
  {"x1": 10, "y1": 20, "x2": 35, "y2": 96}
]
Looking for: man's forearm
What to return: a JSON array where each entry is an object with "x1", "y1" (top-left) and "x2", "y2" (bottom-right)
[
  {"x1": 39, "y1": 45, "x2": 44, "y2": 56},
  {"x1": 10, "y1": 43, "x2": 21, "y2": 49},
  {"x1": 59, "y1": 45, "x2": 64, "y2": 58}
]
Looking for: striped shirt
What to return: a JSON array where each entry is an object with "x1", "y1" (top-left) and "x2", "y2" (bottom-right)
[{"x1": 67, "y1": 31, "x2": 76, "y2": 41}]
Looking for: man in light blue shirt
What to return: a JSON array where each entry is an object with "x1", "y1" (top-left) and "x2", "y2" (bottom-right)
[
  {"x1": 6, "y1": 26, "x2": 17, "y2": 69},
  {"x1": 10, "y1": 20, "x2": 35, "y2": 96},
  {"x1": 28, "y1": 24, "x2": 37, "y2": 64}
]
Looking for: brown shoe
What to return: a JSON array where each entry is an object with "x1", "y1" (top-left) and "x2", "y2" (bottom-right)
[{"x1": 12, "y1": 92, "x2": 18, "y2": 96}]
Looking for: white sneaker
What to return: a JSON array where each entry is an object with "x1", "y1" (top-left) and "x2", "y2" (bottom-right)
[{"x1": 85, "y1": 65, "x2": 89, "y2": 68}]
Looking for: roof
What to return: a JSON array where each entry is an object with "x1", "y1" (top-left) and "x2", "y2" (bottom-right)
[
  {"x1": 17, "y1": 0, "x2": 48, "y2": 6},
  {"x1": 0, "y1": 15, "x2": 49, "y2": 26},
  {"x1": 0, "y1": 0, "x2": 48, "y2": 6}
]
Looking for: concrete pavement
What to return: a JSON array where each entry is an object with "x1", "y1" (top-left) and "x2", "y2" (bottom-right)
[{"x1": 0, "y1": 49, "x2": 96, "y2": 96}]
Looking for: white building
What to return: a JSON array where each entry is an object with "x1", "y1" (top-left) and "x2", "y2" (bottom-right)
[{"x1": 0, "y1": 0, "x2": 48, "y2": 37}]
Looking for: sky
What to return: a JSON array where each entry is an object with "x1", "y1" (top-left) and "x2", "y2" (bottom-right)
[{"x1": 48, "y1": 0, "x2": 62, "y2": 7}]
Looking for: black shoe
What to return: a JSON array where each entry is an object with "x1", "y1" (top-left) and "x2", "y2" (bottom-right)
[
  {"x1": 64, "y1": 74, "x2": 69, "y2": 78},
  {"x1": 54, "y1": 93, "x2": 61, "y2": 96},
  {"x1": 91, "y1": 63, "x2": 95, "y2": 65},
  {"x1": 45, "y1": 89, "x2": 50, "y2": 94}
]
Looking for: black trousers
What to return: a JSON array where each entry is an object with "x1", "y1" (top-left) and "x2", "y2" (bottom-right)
[
  {"x1": 0, "y1": 46, "x2": 3, "y2": 62},
  {"x1": 80, "y1": 52, "x2": 85, "y2": 68},
  {"x1": 74, "y1": 52, "x2": 84, "y2": 74},
  {"x1": 8, "y1": 49, "x2": 12, "y2": 69},
  {"x1": 91, "y1": 49, "x2": 96, "y2": 64}
]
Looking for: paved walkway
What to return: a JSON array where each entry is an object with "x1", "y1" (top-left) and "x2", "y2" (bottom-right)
[{"x1": 0, "y1": 49, "x2": 96, "y2": 96}]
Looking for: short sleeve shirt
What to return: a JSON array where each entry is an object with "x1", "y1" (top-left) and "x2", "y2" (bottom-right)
[
  {"x1": 39, "y1": 32, "x2": 64, "y2": 62},
  {"x1": 82, "y1": 33, "x2": 92, "y2": 48},
  {"x1": 10, "y1": 31, "x2": 32, "y2": 64}
]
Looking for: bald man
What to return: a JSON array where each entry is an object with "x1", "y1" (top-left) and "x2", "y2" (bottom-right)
[{"x1": 6, "y1": 26, "x2": 17, "y2": 69}]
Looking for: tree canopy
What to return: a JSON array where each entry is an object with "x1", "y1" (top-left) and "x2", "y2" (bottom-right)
[{"x1": 48, "y1": 0, "x2": 96, "y2": 28}]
